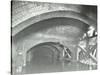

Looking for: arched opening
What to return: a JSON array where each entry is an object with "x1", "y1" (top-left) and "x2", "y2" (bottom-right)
[
  {"x1": 26, "y1": 42, "x2": 60, "y2": 64},
  {"x1": 23, "y1": 42, "x2": 71, "y2": 73}
]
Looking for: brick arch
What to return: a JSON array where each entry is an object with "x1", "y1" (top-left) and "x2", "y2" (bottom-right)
[
  {"x1": 27, "y1": 42, "x2": 61, "y2": 54},
  {"x1": 12, "y1": 10, "x2": 96, "y2": 36},
  {"x1": 26, "y1": 42, "x2": 63, "y2": 63}
]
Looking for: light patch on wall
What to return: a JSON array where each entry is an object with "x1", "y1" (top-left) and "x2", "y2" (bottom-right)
[{"x1": 45, "y1": 25, "x2": 81, "y2": 38}]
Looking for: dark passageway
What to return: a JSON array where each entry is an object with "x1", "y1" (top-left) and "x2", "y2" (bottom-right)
[{"x1": 23, "y1": 42, "x2": 63, "y2": 73}]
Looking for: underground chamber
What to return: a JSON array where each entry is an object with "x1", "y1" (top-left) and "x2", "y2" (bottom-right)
[{"x1": 11, "y1": 2, "x2": 97, "y2": 74}]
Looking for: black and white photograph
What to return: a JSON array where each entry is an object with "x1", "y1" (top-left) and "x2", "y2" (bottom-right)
[{"x1": 11, "y1": 0, "x2": 97, "y2": 75}]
